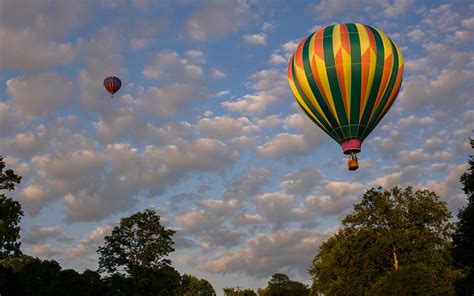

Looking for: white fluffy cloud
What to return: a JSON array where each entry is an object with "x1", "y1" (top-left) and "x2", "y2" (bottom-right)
[
  {"x1": 222, "y1": 69, "x2": 289, "y2": 114},
  {"x1": 23, "y1": 225, "x2": 62, "y2": 244},
  {"x1": 243, "y1": 33, "x2": 267, "y2": 45},
  {"x1": 67, "y1": 225, "x2": 112, "y2": 258},
  {"x1": 184, "y1": 0, "x2": 255, "y2": 41},
  {"x1": 7, "y1": 72, "x2": 72, "y2": 119},
  {"x1": 193, "y1": 229, "x2": 331, "y2": 278}
]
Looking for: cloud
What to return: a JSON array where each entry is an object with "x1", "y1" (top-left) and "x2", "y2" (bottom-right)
[
  {"x1": 312, "y1": 0, "x2": 387, "y2": 21},
  {"x1": 0, "y1": 103, "x2": 22, "y2": 137},
  {"x1": 194, "y1": 229, "x2": 330, "y2": 278},
  {"x1": 184, "y1": 0, "x2": 255, "y2": 41},
  {"x1": 198, "y1": 229, "x2": 245, "y2": 249},
  {"x1": 23, "y1": 225, "x2": 62, "y2": 244},
  {"x1": 370, "y1": 165, "x2": 423, "y2": 188},
  {"x1": 0, "y1": 28, "x2": 74, "y2": 71},
  {"x1": 18, "y1": 183, "x2": 53, "y2": 216},
  {"x1": 383, "y1": 0, "x2": 414, "y2": 17},
  {"x1": 303, "y1": 181, "x2": 364, "y2": 217},
  {"x1": 255, "y1": 192, "x2": 300, "y2": 229},
  {"x1": 223, "y1": 166, "x2": 273, "y2": 199},
  {"x1": 398, "y1": 69, "x2": 473, "y2": 111},
  {"x1": 243, "y1": 33, "x2": 267, "y2": 45},
  {"x1": 256, "y1": 133, "x2": 307, "y2": 158},
  {"x1": 0, "y1": 0, "x2": 93, "y2": 71},
  {"x1": 422, "y1": 4, "x2": 460, "y2": 33},
  {"x1": 6, "y1": 72, "x2": 72, "y2": 120},
  {"x1": 222, "y1": 69, "x2": 289, "y2": 114},
  {"x1": 137, "y1": 82, "x2": 205, "y2": 120},
  {"x1": 145, "y1": 138, "x2": 235, "y2": 171},
  {"x1": 30, "y1": 244, "x2": 61, "y2": 258},
  {"x1": 269, "y1": 54, "x2": 286, "y2": 65},
  {"x1": 67, "y1": 225, "x2": 112, "y2": 258},
  {"x1": 426, "y1": 163, "x2": 470, "y2": 212},
  {"x1": 281, "y1": 168, "x2": 324, "y2": 196},
  {"x1": 178, "y1": 199, "x2": 242, "y2": 233},
  {"x1": 197, "y1": 116, "x2": 257, "y2": 140},
  {"x1": 211, "y1": 69, "x2": 227, "y2": 79},
  {"x1": 143, "y1": 50, "x2": 203, "y2": 80}
]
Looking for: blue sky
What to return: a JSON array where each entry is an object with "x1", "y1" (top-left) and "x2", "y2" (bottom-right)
[{"x1": 0, "y1": 0, "x2": 473, "y2": 293}]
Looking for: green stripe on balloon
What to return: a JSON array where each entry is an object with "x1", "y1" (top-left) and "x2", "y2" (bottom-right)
[
  {"x1": 301, "y1": 33, "x2": 344, "y2": 141},
  {"x1": 323, "y1": 25, "x2": 350, "y2": 139},
  {"x1": 359, "y1": 26, "x2": 385, "y2": 140},
  {"x1": 346, "y1": 23, "x2": 362, "y2": 139}
]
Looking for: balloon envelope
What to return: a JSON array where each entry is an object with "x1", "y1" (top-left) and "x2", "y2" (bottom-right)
[
  {"x1": 288, "y1": 23, "x2": 403, "y2": 154},
  {"x1": 103, "y1": 76, "x2": 122, "y2": 97}
]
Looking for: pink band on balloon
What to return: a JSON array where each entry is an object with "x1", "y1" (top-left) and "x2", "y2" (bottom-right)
[{"x1": 340, "y1": 139, "x2": 362, "y2": 154}]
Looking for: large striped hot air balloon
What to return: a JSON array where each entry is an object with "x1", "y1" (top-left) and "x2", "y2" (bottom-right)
[
  {"x1": 288, "y1": 23, "x2": 403, "y2": 171},
  {"x1": 103, "y1": 76, "x2": 122, "y2": 97}
]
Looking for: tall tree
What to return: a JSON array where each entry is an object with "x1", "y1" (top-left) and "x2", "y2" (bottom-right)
[
  {"x1": 97, "y1": 208, "x2": 175, "y2": 277},
  {"x1": 452, "y1": 138, "x2": 474, "y2": 295},
  {"x1": 182, "y1": 274, "x2": 216, "y2": 296},
  {"x1": 309, "y1": 186, "x2": 460, "y2": 296},
  {"x1": 0, "y1": 157, "x2": 23, "y2": 258}
]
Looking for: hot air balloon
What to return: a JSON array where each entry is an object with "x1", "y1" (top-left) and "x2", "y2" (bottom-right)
[
  {"x1": 103, "y1": 76, "x2": 122, "y2": 97},
  {"x1": 288, "y1": 23, "x2": 403, "y2": 171}
]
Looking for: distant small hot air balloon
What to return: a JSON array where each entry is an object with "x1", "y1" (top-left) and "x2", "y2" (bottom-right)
[
  {"x1": 103, "y1": 76, "x2": 122, "y2": 97},
  {"x1": 288, "y1": 23, "x2": 403, "y2": 171}
]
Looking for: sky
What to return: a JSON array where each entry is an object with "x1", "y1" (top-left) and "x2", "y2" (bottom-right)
[{"x1": 0, "y1": 0, "x2": 473, "y2": 293}]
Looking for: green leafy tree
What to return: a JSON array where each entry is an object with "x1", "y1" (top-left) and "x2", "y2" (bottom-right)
[
  {"x1": 101, "y1": 273, "x2": 135, "y2": 296},
  {"x1": 134, "y1": 265, "x2": 182, "y2": 296},
  {"x1": 224, "y1": 287, "x2": 257, "y2": 296},
  {"x1": 258, "y1": 273, "x2": 309, "y2": 296},
  {"x1": 453, "y1": 138, "x2": 474, "y2": 295},
  {"x1": 98, "y1": 209, "x2": 179, "y2": 295},
  {"x1": 97, "y1": 208, "x2": 175, "y2": 276},
  {"x1": 0, "y1": 157, "x2": 23, "y2": 258},
  {"x1": 18, "y1": 258, "x2": 61, "y2": 296},
  {"x1": 182, "y1": 274, "x2": 216, "y2": 296},
  {"x1": 309, "y1": 186, "x2": 460, "y2": 296}
]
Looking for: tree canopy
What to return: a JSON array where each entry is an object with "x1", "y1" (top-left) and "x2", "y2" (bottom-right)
[
  {"x1": 309, "y1": 186, "x2": 460, "y2": 296},
  {"x1": 257, "y1": 273, "x2": 309, "y2": 296},
  {"x1": 181, "y1": 274, "x2": 216, "y2": 296},
  {"x1": 452, "y1": 138, "x2": 474, "y2": 295},
  {"x1": 0, "y1": 157, "x2": 23, "y2": 258},
  {"x1": 97, "y1": 208, "x2": 175, "y2": 276}
]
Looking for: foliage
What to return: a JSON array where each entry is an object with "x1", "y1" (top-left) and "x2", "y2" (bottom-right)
[
  {"x1": 369, "y1": 263, "x2": 460, "y2": 296},
  {"x1": 182, "y1": 274, "x2": 216, "y2": 296},
  {"x1": 18, "y1": 258, "x2": 61, "y2": 296},
  {"x1": 453, "y1": 138, "x2": 474, "y2": 295},
  {"x1": 258, "y1": 273, "x2": 309, "y2": 296},
  {"x1": 97, "y1": 208, "x2": 175, "y2": 276},
  {"x1": 224, "y1": 287, "x2": 257, "y2": 296},
  {"x1": 309, "y1": 186, "x2": 460, "y2": 296},
  {"x1": 0, "y1": 157, "x2": 23, "y2": 258}
]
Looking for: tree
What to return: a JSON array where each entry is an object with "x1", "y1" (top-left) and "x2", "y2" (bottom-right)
[
  {"x1": 452, "y1": 138, "x2": 474, "y2": 295},
  {"x1": 18, "y1": 258, "x2": 61, "y2": 296},
  {"x1": 182, "y1": 274, "x2": 216, "y2": 296},
  {"x1": 309, "y1": 186, "x2": 460, "y2": 296},
  {"x1": 97, "y1": 208, "x2": 175, "y2": 276},
  {"x1": 0, "y1": 157, "x2": 23, "y2": 258},
  {"x1": 224, "y1": 287, "x2": 257, "y2": 296},
  {"x1": 258, "y1": 273, "x2": 309, "y2": 296}
]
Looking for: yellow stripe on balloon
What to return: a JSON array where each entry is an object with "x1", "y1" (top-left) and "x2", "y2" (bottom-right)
[
  {"x1": 371, "y1": 29, "x2": 394, "y2": 118},
  {"x1": 293, "y1": 47, "x2": 330, "y2": 127},
  {"x1": 314, "y1": 35, "x2": 340, "y2": 125},
  {"x1": 288, "y1": 72, "x2": 331, "y2": 134},
  {"x1": 363, "y1": 26, "x2": 377, "y2": 121}
]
